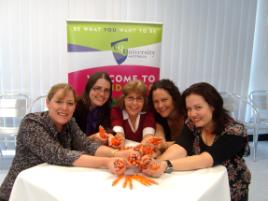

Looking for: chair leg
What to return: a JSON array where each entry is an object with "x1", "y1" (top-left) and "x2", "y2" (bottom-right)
[{"x1": 252, "y1": 128, "x2": 258, "y2": 161}]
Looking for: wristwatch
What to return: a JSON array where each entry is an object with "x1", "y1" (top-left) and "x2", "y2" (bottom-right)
[{"x1": 164, "y1": 160, "x2": 173, "y2": 174}]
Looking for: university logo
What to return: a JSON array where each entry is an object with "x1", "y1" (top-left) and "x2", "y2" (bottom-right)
[{"x1": 111, "y1": 38, "x2": 128, "y2": 65}]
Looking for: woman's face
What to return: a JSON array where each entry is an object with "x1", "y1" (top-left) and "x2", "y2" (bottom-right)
[
  {"x1": 47, "y1": 89, "x2": 76, "y2": 132},
  {"x1": 124, "y1": 92, "x2": 144, "y2": 118},
  {"x1": 152, "y1": 88, "x2": 174, "y2": 118},
  {"x1": 185, "y1": 94, "x2": 214, "y2": 129},
  {"x1": 89, "y1": 78, "x2": 111, "y2": 108}
]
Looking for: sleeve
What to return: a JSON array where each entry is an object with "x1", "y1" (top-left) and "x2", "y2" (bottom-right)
[
  {"x1": 175, "y1": 125, "x2": 195, "y2": 156},
  {"x1": 110, "y1": 107, "x2": 124, "y2": 133},
  {"x1": 21, "y1": 118, "x2": 82, "y2": 166},
  {"x1": 142, "y1": 112, "x2": 156, "y2": 137},
  {"x1": 69, "y1": 119, "x2": 102, "y2": 156},
  {"x1": 207, "y1": 134, "x2": 246, "y2": 165}
]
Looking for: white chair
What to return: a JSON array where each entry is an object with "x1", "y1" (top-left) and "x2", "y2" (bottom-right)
[
  {"x1": 249, "y1": 90, "x2": 268, "y2": 158},
  {"x1": 0, "y1": 93, "x2": 29, "y2": 169},
  {"x1": 220, "y1": 92, "x2": 258, "y2": 160},
  {"x1": 28, "y1": 95, "x2": 47, "y2": 113}
]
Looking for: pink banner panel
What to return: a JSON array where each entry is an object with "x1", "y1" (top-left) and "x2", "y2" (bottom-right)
[{"x1": 68, "y1": 65, "x2": 159, "y2": 98}]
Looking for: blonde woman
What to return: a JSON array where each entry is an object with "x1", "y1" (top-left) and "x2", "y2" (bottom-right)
[
  {"x1": 111, "y1": 80, "x2": 155, "y2": 144},
  {"x1": 0, "y1": 83, "x2": 131, "y2": 201}
]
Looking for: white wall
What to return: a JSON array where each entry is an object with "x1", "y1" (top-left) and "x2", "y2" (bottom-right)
[
  {"x1": 249, "y1": 0, "x2": 268, "y2": 92},
  {"x1": 0, "y1": 0, "x2": 258, "y2": 101}
]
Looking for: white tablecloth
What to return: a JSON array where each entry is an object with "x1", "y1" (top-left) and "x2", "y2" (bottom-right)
[{"x1": 9, "y1": 163, "x2": 230, "y2": 201}]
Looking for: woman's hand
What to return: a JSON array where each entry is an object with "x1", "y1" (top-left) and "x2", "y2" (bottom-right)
[
  {"x1": 140, "y1": 155, "x2": 166, "y2": 178},
  {"x1": 127, "y1": 150, "x2": 142, "y2": 168},
  {"x1": 141, "y1": 136, "x2": 165, "y2": 157},
  {"x1": 116, "y1": 148, "x2": 140, "y2": 160},
  {"x1": 107, "y1": 158, "x2": 127, "y2": 175},
  {"x1": 108, "y1": 134, "x2": 125, "y2": 149},
  {"x1": 88, "y1": 133, "x2": 109, "y2": 145}
]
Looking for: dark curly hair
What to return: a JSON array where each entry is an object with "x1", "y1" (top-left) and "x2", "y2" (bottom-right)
[
  {"x1": 181, "y1": 82, "x2": 231, "y2": 134},
  {"x1": 148, "y1": 79, "x2": 183, "y2": 116}
]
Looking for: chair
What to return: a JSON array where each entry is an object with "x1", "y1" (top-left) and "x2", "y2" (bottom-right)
[
  {"x1": 249, "y1": 90, "x2": 268, "y2": 157},
  {"x1": 28, "y1": 95, "x2": 47, "y2": 113},
  {"x1": 220, "y1": 92, "x2": 258, "y2": 160},
  {"x1": 0, "y1": 93, "x2": 29, "y2": 169}
]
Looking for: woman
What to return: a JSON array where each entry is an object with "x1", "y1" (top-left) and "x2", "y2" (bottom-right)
[
  {"x1": 148, "y1": 79, "x2": 184, "y2": 145},
  {"x1": 73, "y1": 72, "x2": 112, "y2": 138},
  {"x1": 111, "y1": 80, "x2": 155, "y2": 143},
  {"x1": 143, "y1": 82, "x2": 251, "y2": 201},
  {"x1": 0, "y1": 83, "x2": 129, "y2": 201}
]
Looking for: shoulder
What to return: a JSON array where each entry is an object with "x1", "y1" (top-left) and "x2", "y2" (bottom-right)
[
  {"x1": 19, "y1": 112, "x2": 55, "y2": 134},
  {"x1": 22, "y1": 112, "x2": 48, "y2": 124},
  {"x1": 142, "y1": 110, "x2": 153, "y2": 116},
  {"x1": 223, "y1": 121, "x2": 246, "y2": 137},
  {"x1": 111, "y1": 106, "x2": 122, "y2": 113},
  {"x1": 185, "y1": 119, "x2": 195, "y2": 131}
]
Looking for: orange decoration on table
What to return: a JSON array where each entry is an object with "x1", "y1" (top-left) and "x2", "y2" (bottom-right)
[
  {"x1": 98, "y1": 126, "x2": 108, "y2": 139},
  {"x1": 109, "y1": 135, "x2": 162, "y2": 189},
  {"x1": 112, "y1": 175, "x2": 158, "y2": 189}
]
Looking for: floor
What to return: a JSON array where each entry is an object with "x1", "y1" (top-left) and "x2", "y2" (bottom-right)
[
  {"x1": 0, "y1": 141, "x2": 268, "y2": 201},
  {"x1": 246, "y1": 141, "x2": 268, "y2": 201}
]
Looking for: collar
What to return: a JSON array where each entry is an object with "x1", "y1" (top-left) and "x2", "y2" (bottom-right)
[{"x1": 122, "y1": 110, "x2": 146, "y2": 120}]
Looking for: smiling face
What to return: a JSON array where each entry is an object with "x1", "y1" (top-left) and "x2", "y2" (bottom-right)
[
  {"x1": 185, "y1": 94, "x2": 214, "y2": 129},
  {"x1": 152, "y1": 88, "x2": 175, "y2": 118},
  {"x1": 89, "y1": 78, "x2": 111, "y2": 108},
  {"x1": 124, "y1": 92, "x2": 144, "y2": 119},
  {"x1": 47, "y1": 88, "x2": 76, "y2": 132}
]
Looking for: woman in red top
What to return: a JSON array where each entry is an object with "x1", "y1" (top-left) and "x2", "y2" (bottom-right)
[{"x1": 111, "y1": 80, "x2": 155, "y2": 144}]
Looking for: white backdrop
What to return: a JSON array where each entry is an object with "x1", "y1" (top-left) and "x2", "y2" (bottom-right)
[{"x1": 0, "y1": 0, "x2": 257, "y2": 102}]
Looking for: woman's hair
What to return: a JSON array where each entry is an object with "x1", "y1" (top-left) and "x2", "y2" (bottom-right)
[
  {"x1": 117, "y1": 80, "x2": 148, "y2": 111},
  {"x1": 181, "y1": 82, "x2": 231, "y2": 134},
  {"x1": 47, "y1": 83, "x2": 77, "y2": 102},
  {"x1": 148, "y1": 79, "x2": 182, "y2": 115},
  {"x1": 80, "y1": 72, "x2": 112, "y2": 108}
]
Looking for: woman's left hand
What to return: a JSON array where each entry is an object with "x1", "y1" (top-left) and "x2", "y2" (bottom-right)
[{"x1": 140, "y1": 155, "x2": 166, "y2": 178}]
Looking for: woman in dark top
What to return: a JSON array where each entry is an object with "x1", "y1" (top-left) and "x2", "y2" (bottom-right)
[
  {"x1": 148, "y1": 79, "x2": 185, "y2": 146},
  {"x1": 0, "y1": 83, "x2": 129, "y2": 201},
  {"x1": 143, "y1": 82, "x2": 251, "y2": 201},
  {"x1": 73, "y1": 72, "x2": 113, "y2": 139}
]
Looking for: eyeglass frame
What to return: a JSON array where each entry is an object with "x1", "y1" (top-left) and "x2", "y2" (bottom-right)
[
  {"x1": 124, "y1": 95, "x2": 144, "y2": 103},
  {"x1": 91, "y1": 86, "x2": 111, "y2": 96}
]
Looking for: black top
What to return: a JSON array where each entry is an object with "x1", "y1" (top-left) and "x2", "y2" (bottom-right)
[
  {"x1": 155, "y1": 113, "x2": 172, "y2": 141},
  {"x1": 73, "y1": 99, "x2": 111, "y2": 135},
  {"x1": 176, "y1": 119, "x2": 251, "y2": 201}
]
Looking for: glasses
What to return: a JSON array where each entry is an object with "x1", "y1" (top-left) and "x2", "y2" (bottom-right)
[
  {"x1": 125, "y1": 96, "x2": 144, "y2": 103},
  {"x1": 92, "y1": 86, "x2": 110, "y2": 95}
]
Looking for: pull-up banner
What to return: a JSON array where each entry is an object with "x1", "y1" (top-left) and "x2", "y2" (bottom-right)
[{"x1": 67, "y1": 20, "x2": 162, "y2": 98}]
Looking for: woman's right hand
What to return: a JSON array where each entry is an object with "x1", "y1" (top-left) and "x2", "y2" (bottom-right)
[
  {"x1": 108, "y1": 134, "x2": 125, "y2": 149},
  {"x1": 88, "y1": 133, "x2": 109, "y2": 145},
  {"x1": 107, "y1": 158, "x2": 127, "y2": 175}
]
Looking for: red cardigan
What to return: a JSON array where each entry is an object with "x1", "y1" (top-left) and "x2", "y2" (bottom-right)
[{"x1": 111, "y1": 107, "x2": 155, "y2": 142}]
